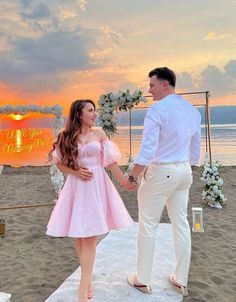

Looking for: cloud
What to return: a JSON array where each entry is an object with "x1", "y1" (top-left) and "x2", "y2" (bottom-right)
[
  {"x1": 65, "y1": 66, "x2": 138, "y2": 100},
  {"x1": 21, "y1": 3, "x2": 51, "y2": 20},
  {"x1": 88, "y1": 48, "x2": 113, "y2": 65},
  {"x1": 0, "y1": 1, "x2": 128, "y2": 95},
  {"x1": 0, "y1": 29, "x2": 97, "y2": 92},
  {"x1": 203, "y1": 31, "x2": 232, "y2": 41},
  {"x1": 13, "y1": 74, "x2": 66, "y2": 94},
  {"x1": 175, "y1": 61, "x2": 236, "y2": 97},
  {"x1": 77, "y1": 0, "x2": 88, "y2": 12},
  {"x1": 100, "y1": 25, "x2": 126, "y2": 46},
  {"x1": 198, "y1": 62, "x2": 236, "y2": 96},
  {"x1": 224, "y1": 60, "x2": 236, "y2": 79},
  {"x1": 0, "y1": 0, "x2": 234, "y2": 102},
  {"x1": 176, "y1": 72, "x2": 195, "y2": 91},
  {"x1": 20, "y1": 0, "x2": 32, "y2": 6},
  {"x1": 0, "y1": 1, "x2": 88, "y2": 40},
  {"x1": 20, "y1": 0, "x2": 87, "y2": 13}
]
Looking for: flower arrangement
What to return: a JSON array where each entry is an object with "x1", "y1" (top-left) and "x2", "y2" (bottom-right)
[
  {"x1": 98, "y1": 89, "x2": 147, "y2": 136},
  {"x1": 201, "y1": 160, "x2": 226, "y2": 209},
  {"x1": 50, "y1": 164, "x2": 64, "y2": 198}
]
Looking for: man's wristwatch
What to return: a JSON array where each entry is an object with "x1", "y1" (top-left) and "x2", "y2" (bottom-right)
[{"x1": 128, "y1": 175, "x2": 137, "y2": 184}]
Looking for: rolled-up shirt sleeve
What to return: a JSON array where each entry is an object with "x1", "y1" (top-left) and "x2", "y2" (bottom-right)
[
  {"x1": 135, "y1": 106, "x2": 161, "y2": 166},
  {"x1": 189, "y1": 114, "x2": 201, "y2": 165}
]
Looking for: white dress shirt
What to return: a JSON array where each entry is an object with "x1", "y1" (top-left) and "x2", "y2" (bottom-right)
[{"x1": 135, "y1": 94, "x2": 201, "y2": 166}]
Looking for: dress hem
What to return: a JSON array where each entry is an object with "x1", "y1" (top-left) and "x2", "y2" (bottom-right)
[{"x1": 46, "y1": 222, "x2": 133, "y2": 238}]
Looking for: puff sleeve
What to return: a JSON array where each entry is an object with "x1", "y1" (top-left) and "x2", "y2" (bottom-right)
[
  {"x1": 101, "y1": 140, "x2": 121, "y2": 167},
  {"x1": 51, "y1": 147, "x2": 62, "y2": 164}
]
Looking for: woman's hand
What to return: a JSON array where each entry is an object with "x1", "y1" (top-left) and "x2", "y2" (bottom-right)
[
  {"x1": 74, "y1": 166, "x2": 93, "y2": 181},
  {"x1": 107, "y1": 162, "x2": 136, "y2": 190},
  {"x1": 119, "y1": 175, "x2": 136, "y2": 191},
  {"x1": 56, "y1": 162, "x2": 93, "y2": 181}
]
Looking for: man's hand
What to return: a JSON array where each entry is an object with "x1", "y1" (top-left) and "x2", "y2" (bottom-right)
[{"x1": 121, "y1": 176, "x2": 136, "y2": 191}]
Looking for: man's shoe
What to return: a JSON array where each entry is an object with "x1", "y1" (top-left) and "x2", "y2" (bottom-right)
[
  {"x1": 169, "y1": 274, "x2": 188, "y2": 297},
  {"x1": 127, "y1": 274, "x2": 152, "y2": 295}
]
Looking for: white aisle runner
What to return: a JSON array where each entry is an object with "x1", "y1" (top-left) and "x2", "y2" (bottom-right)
[{"x1": 46, "y1": 223, "x2": 182, "y2": 302}]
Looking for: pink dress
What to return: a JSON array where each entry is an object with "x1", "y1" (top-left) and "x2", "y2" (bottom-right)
[{"x1": 46, "y1": 140, "x2": 133, "y2": 238}]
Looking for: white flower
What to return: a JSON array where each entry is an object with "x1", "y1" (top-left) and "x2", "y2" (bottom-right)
[
  {"x1": 139, "y1": 95, "x2": 147, "y2": 102},
  {"x1": 201, "y1": 160, "x2": 225, "y2": 207},
  {"x1": 111, "y1": 117, "x2": 117, "y2": 123},
  {"x1": 97, "y1": 89, "x2": 147, "y2": 136},
  {"x1": 101, "y1": 113, "x2": 111, "y2": 121},
  {"x1": 50, "y1": 164, "x2": 64, "y2": 195},
  {"x1": 104, "y1": 120, "x2": 111, "y2": 126}
]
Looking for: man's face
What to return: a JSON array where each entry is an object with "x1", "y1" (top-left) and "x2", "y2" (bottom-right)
[{"x1": 148, "y1": 75, "x2": 164, "y2": 101}]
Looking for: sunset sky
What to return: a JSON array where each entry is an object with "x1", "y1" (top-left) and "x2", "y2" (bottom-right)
[{"x1": 0, "y1": 0, "x2": 235, "y2": 114}]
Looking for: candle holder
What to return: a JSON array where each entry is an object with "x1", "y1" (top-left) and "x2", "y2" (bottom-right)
[
  {"x1": 0, "y1": 218, "x2": 6, "y2": 237},
  {"x1": 192, "y1": 207, "x2": 204, "y2": 232}
]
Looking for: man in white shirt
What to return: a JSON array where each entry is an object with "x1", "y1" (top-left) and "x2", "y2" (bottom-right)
[{"x1": 126, "y1": 67, "x2": 201, "y2": 297}]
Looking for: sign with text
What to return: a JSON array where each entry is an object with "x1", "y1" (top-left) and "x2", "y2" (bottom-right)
[{"x1": 0, "y1": 128, "x2": 54, "y2": 166}]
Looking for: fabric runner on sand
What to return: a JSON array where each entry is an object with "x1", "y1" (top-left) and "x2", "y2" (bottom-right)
[{"x1": 46, "y1": 223, "x2": 182, "y2": 302}]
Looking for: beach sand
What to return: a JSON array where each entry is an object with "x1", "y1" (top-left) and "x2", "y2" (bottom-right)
[{"x1": 0, "y1": 165, "x2": 235, "y2": 302}]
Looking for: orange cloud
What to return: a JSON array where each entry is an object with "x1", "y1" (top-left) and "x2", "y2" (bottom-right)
[{"x1": 204, "y1": 31, "x2": 232, "y2": 41}]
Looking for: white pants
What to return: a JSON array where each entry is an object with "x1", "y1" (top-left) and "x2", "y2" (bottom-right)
[{"x1": 137, "y1": 162, "x2": 192, "y2": 286}]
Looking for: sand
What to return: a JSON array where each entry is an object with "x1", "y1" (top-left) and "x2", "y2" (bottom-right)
[{"x1": 0, "y1": 165, "x2": 236, "y2": 302}]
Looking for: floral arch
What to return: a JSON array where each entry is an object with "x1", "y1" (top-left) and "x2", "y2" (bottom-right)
[{"x1": 97, "y1": 89, "x2": 147, "y2": 136}]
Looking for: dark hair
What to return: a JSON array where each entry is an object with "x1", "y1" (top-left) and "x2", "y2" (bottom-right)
[
  {"x1": 49, "y1": 99, "x2": 96, "y2": 170},
  {"x1": 148, "y1": 67, "x2": 176, "y2": 87}
]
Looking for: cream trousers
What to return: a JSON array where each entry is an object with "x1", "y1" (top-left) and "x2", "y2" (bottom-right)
[{"x1": 137, "y1": 162, "x2": 192, "y2": 286}]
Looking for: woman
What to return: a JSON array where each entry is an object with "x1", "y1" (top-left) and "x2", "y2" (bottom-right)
[{"x1": 46, "y1": 99, "x2": 133, "y2": 302}]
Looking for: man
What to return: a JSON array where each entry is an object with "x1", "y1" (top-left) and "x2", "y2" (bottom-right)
[{"x1": 126, "y1": 67, "x2": 201, "y2": 296}]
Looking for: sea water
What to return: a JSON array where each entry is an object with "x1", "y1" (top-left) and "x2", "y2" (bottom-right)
[{"x1": 0, "y1": 106, "x2": 235, "y2": 166}]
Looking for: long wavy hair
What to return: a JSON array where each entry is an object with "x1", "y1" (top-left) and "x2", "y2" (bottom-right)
[{"x1": 49, "y1": 99, "x2": 96, "y2": 170}]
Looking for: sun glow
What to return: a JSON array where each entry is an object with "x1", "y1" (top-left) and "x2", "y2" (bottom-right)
[
  {"x1": 10, "y1": 114, "x2": 24, "y2": 121},
  {"x1": 16, "y1": 129, "x2": 22, "y2": 153}
]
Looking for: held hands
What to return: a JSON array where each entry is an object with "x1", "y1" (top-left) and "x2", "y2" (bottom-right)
[
  {"x1": 75, "y1": 166, "x2": 93, "y2": 181},
  {"x1": 120, "y1": 175, "x2": 136, "y2": 191}
]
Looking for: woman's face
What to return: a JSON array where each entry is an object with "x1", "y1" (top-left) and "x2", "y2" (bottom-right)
[{"x1": 80, "y1": 102, "x2": 97, "y2": 127}]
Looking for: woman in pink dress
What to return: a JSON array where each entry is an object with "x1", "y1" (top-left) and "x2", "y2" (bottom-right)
[{"x1": 46, "y1": 99, "x2": 133, "y2": 302}]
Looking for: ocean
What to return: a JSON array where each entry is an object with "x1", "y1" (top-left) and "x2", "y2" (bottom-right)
[{"x1": 0, "y1": 106, "x2": 235, "y2": 167}]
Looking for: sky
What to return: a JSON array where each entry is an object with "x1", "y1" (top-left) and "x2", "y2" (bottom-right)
[{"x1": 0, "y1": 0, "x2": 235, "y2": 114}]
